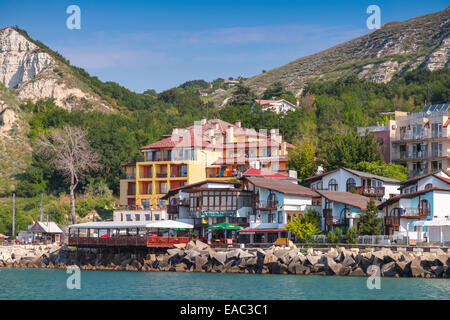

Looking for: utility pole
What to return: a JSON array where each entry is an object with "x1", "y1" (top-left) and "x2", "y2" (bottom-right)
[
  {"x1": 12, "y1": 193, "x2": 15, "y2": 237},
  {"x1": 40, "y1": 192, "x2": 44, "y2": 221}
]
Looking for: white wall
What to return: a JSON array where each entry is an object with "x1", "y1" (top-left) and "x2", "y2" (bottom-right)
[
  {"x1": 417, "y1": 175, "x2": 450, "y2": 191},
  {"x1": 433, "y1": 190, "x2": 450, "y2": 219},
  {"x1": 321, "y1": 169, "x2": 361, "y2": 192}
]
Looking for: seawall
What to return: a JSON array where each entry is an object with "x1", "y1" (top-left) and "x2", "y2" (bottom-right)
[{"x1": 1, "y1": 241, "x2": 449, "y2": 278}]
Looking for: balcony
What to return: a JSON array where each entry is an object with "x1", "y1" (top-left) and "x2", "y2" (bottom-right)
[
  {"x1": 167, "y1": 205, "x2": 179, "y2": 214},
  {"x1": 121, "y1": 174, "x2": 136, "y2": 180},
  {"x1": 356, "y1": 186, "x2": 385, "y2": 197},
  {"x1": 401, "y1": 207, "x2": 430, "y2": 218},
  {"x1": 156, "y1": 172, "x2": 168, "y2": 178},
  {"x1": 253, "y1": 199, "x2": 278, "y2": 210},
  {"x1": 323, "y1": 208, "x2": 332, "y2": 218},
  {"x1": 384, "y1": 216, "x2": 400, "y2": 227}
]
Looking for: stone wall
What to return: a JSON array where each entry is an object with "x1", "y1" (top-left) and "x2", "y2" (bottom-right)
[{"x1": 1, "y1": 241, "x2": 449, "y2": 278}]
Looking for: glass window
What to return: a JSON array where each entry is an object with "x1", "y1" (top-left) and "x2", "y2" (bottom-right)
[
  {"x1": 154, "y1": 151, "x2": 161, "y2": 161},
  {"x1": 328, "y1": 179, "x2": 338, "y2": 191},
  {"x1": 160, "y1": 183, "x2": 167, "y2": 194},
  {"x1": 126, "y1": 214, "x2": 132, "y2": 221},
  {"x1": 154, "y1": 214, "x2": 160, "y2": 221},
  {"x1": 346, "y1": 178, "x2": 356, "y2": 192},
  {"x1": 425, "y1": 183, "x2": 433, "y2": 190},
  {"x1": 145, "y1": 214, "x2": 151, "y2": 221},
  {"x1": 146, "y1": 152, "x2": 153, "y2": 162},
  {"x1": 135, "y1": 214, "x2": 140, "y2": 221}
]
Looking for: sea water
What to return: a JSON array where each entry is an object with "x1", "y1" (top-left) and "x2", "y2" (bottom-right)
[{"x1": 0, "y1": 268, "x2": 448, "y2": 300}]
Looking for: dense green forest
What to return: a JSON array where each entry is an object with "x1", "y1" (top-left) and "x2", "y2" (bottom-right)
[{"x1": 12, "y1": 68, "x2": 449, "y2": 200}]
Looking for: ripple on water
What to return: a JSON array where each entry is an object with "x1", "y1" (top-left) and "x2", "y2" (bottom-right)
[{"x1": 0, "y1": 269, "x2": 449, "y2": 300}]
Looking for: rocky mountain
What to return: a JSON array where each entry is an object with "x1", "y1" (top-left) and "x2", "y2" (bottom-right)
[
  {"x1": 245, "y1": 7, "x2": 450, "y2": 95},
  {"x1": 0, "y1": 27, "x2": 114, "y2": 112}
]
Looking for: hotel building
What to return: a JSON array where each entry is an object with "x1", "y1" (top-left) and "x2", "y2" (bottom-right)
[
  {"x1": 119, "y1": 118, "x2": 294, "y2": 209},
  {"x1": 358, "y1": 104, "x2": 450, "y2": 177}
]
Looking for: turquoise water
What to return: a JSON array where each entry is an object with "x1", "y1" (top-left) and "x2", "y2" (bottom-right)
[{"x1": 0, "y1": 268, "x2": 449, "y2": 300}]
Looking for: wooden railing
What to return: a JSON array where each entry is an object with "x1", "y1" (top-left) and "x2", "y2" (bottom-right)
[
  {"x1": 253, "y1": 200, "x2": 278, "y2": 210},
  {"x1": 356, "y1": 186, "x2": 385, "y2": 197},
  {"x1": 384, "y1": 216, "x2": 400, "y2": 226},
  {"x1": 68, "y1": 236, "x2": 189, "y2": 248}
]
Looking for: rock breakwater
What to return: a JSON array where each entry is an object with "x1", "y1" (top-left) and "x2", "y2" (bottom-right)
[{"x1": 1, "y1": 241, "x2": 449, "y2": 278}]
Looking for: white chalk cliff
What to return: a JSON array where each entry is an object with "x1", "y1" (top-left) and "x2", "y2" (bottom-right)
[{"x1": 0, "y1": 27, "x2": 114, "y2": 112}]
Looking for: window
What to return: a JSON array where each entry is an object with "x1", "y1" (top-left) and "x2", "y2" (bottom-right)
[
  {"x1": 154, "y1": 214, "x2": 160, "y2": 221},
  {"x1": 160, "y1": 183, "x2": 167, "y2": 194},
  {"x1": 135, "y1": 214, "x2": 140, "y2": 221},
  {"x1": 142, "y1": 199, "x2": 150, "y2": 208},
  {"x1": 154, "y1": 151, "x2": 161, "y2": 161},
  {"x1": 145, "y1": 214, "x2": 151, "y2": 221},
  {"x1": 431, "y1": 161, "x2": 442, "y2": 171},
  {"x1": 425, "y1": 183, "x2": 433, "y2": 190},
  {"x1": 126, "y1": 214, "x2": 132, "y2": 222},
  {"x1": 163, "y1": 150, "x2": 171, "y2": 161},
  {"x1": 146, "y1": 152, "x2": 153, "y2": 162},
  {"x1": 328, "y1": 179, "x2": 338, "y2": 191},
  {"x1": 346, "y1": 178, "x2": 356, "y2": 192},
  {"x1": 272, "y1": 163, "x2": 280, "y2": 172}
]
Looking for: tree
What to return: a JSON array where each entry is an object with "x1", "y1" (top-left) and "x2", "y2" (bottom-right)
[
  {"x1": 288, "y1": 139, "x2": 318, "y2": 180},
  {"x1": 229, "y1": 84, "x2": 256, "y2": 107},
  {"x1": 323, "y1": 131, "x2": 383, "y2": 170},
  {"x1": 35, "y1": 126, "x2": 100, "y2": 223},
  {"x1": 358, "y1": 198, "x2": 383, "y2": 235},
  {"x1": 354, "y1": 161, "x2": 408, "y2": 181},
  {"x1": 285, "y1": 209, "x2": 321, "y2": 242}
]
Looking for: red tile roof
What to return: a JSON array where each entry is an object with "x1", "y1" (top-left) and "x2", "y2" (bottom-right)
[{"x1": 243, "y1": 168, "x2": 294, "y2": 179}]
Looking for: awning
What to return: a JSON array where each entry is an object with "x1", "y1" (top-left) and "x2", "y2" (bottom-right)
[
  {"x1": 412, "y1": 219, "x2": 450, "y2": 227},
  {"x1": 444, "y1": 119, "x2": 450, "y2": 128},
  {"x1": 69, "y1": 220, "x2": 194, "y2": 230},
  {"x1": 148, "y1": 220, "x2": 194, "y2": 229}
]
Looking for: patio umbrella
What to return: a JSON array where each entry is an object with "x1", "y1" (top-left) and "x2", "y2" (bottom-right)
[{"x1": 208, "y1": 222, "x2": 243, "y2": 241}]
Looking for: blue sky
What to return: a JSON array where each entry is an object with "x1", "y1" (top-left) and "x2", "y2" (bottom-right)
[{"x1": 0, "y1": 1, "x2": 448, "y2": 92}]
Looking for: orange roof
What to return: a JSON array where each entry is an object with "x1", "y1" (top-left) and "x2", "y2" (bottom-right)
[{"x1": 243, "y1": 168, "x2": 295, "y2": 179}]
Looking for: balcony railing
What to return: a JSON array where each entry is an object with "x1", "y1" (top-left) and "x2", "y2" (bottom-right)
[
  {"x1": 156, "y1": 173, "x2": 168, "y2": 178},
  {"x1": 167, "y1": 205, "x2": 179, "y2": 214},
  {"x1": 121, "y1": 174, "x2": 136, "y2": 180},
  {"x1": 323, "y1": 208, "x2": 332, "y2": 218},
  {"x1": 253, "y1": 199, "x2": 278, "y2": 210},
  {"x1": 401, "y1": 207, "x2": 430, "y2": 218},
  {"x1": 398, "y1": 151, "x2": 429, "y2": 159},
  {"x1": 412, "y1": 169, "x2": 429, "y2": 177},
  {"x1": 356, "y1": 186, "x2": 385, "y2": 197},
  {"x1": 384, "y1": 216, "x2": 400, "y2": 226}
]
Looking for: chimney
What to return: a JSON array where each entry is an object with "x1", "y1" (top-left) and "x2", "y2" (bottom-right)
[
  {"x1": 201, "y1": 117, "x2": 207, "y2": 125},
  {"x1": 211, "y1": 136, "x2": 216, "y2": 145},
  {"x1": 296, "y1": 99, "x2": 299, "y2": 107},
  {"x1": 215, "y1": 122, "x2": 219, "y2": 130},
  {"x1": 235, "y1": 120, "x2": 242, "y2": 128},
  {"x1": 172, "y1": 126, "x2": 179, "y2": 135}
]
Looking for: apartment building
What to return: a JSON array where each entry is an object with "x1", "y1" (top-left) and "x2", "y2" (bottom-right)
[
  {"x1": 120, "y1": 118, "x2": 294, "y2": 209},
  {"x1": 358, "y1": 104, "x2": 450, "y2": 177}
]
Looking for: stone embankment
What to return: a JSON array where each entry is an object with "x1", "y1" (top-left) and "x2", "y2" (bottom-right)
[{"x1": 1, "y1": 241, "x2": 450, "y2": 278}]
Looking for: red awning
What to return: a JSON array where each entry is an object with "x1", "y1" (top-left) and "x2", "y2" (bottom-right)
[{"x1": 443, "y1": 119, "x2": 450, "y2": 128}]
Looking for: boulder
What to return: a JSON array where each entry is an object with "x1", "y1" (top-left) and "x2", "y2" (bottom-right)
[
  {"x1": 263, "y1": 253, "x2": 278, "y2": 265},
  {"x1": 288, "y1": 261, "x2": 310, "y2": 275},
  {"x1": 226, "y1": 250, "x2": 240, "y2": 261},
  {"x1": 239, "y1": 250, "x2": 254, "y2": 259},
  {"x1": 431, "y1": 265, "x2": 444, "y2": 277},
  {"x1": 186, "y1": 240, "x2": 197, "y2": 250},
  {"x1": 349, "y1": 267, "x2": 366, "y2": 277},
  {"x1": 342, "y1": 255, "x2": 356, "y2": 268},
  {"x1": 306, "y1": 254, "x2": 322, "y2": 266},
  {"x1": 195, "y1": 240, "x2": 209, "y2": 250},
  {"x1": 326, "y1": 248, "x2": 339, "y2": 259},
  {"x1": 186, "y1": 249, "x2": 201, "y2": 260},
  {"x1": 213, "y1": 252, "x2": 227, "y2": 265},
  {"x1": 173, "y1": 243, "x2": 187, "y2": 249},
  {"x1": 273, "y1": 248, "x2": 289, "y2": 260},
  {"x1": 410, "y1": 258, "x2": 425, "y2": 277},
  {"x1": 325, "y1": 256, "x2": 347, "y2": 275},
  {"x1": 397, "y1": 261, "x2": 411, "y2": 276},
  {"x1": 167, "y1": 248, "x2": 182, "y2": 258},
  {"x1": 381, "y1": 262, "x2": 400, "y2": 277}
]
